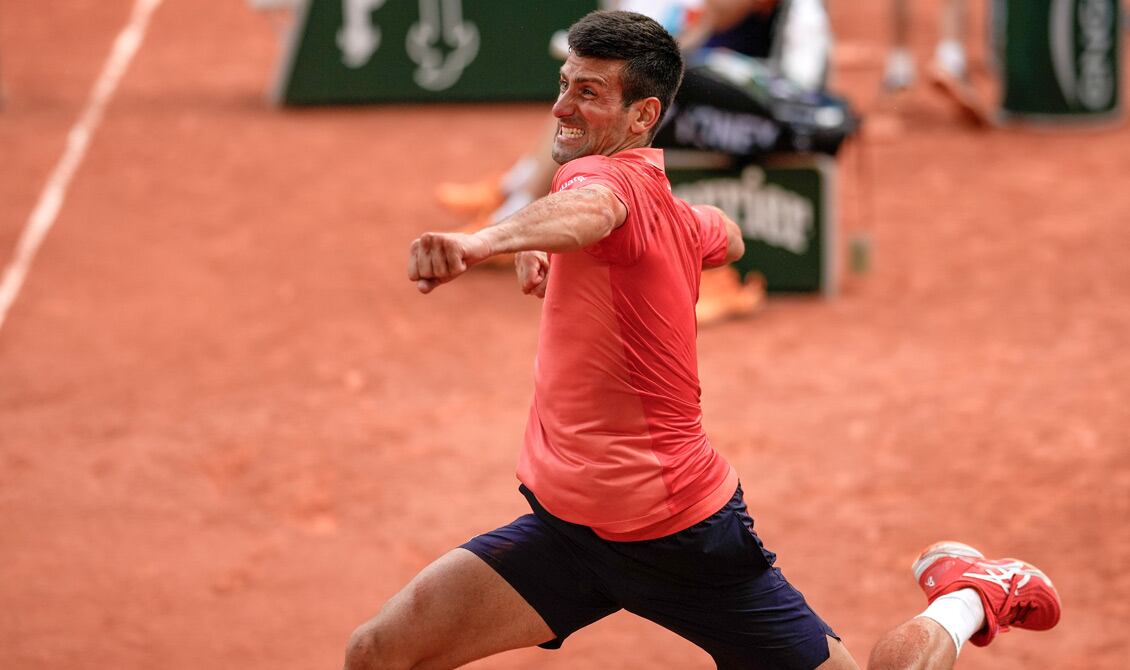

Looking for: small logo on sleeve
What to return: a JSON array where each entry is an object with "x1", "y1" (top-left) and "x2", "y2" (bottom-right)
[{"x1": 557, "y1": 174, "x2": 588, "y2": 191}]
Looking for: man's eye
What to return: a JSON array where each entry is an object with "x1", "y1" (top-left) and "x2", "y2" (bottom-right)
[{"x1": 559, "y1": 80, "x2": 568, "y2": 91}]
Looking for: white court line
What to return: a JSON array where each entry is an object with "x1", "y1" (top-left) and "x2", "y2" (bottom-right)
[{"x1": 0, "y1": 0, "x2": 165, "y2": 332}]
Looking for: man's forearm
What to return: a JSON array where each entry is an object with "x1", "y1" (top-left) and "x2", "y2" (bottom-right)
[{"x1": 476, "y1": 186, "x2": 623, "y2": 256}]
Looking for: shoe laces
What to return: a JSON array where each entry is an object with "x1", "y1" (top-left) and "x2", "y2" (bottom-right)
[
  {"x1": 1000, "y1": 572, "x2": 1038, "y2": 625},
  {"x1": 1011, "y1": 603, "x2": 1036, "y2": 625}
]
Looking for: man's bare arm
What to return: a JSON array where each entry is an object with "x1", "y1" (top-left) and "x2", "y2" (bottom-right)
[
  {"x1": 700, "y1": 205, "x2": 745, "y2": 269},
  {"x1": 478, "y1": 185, "x2": 625, "y2": 255},
  {"x1": 408, "y1": 185, "x2": 626, "y2": 293}
]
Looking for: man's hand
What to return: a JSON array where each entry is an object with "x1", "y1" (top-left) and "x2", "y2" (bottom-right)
[
  {"x1": 515, "y1": 251, "x2": 550, "y2": 298},
  {"x1": 407, "y1": 232, "x2": 491, "y2": 294}
]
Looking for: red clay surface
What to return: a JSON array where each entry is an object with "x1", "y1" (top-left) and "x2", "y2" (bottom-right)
[{"x1": 1, "y1": 1, "x2": 1127, "y2": 668}]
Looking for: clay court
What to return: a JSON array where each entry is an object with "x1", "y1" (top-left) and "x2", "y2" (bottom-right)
[{"x1": 1, "y1": 1, "x2": 1127, "y2": 668}]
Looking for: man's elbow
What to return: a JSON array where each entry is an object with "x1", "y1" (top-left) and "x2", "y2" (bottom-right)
[
  {"x1": 577, "y1": 185, "x2": 625, "y2": 246},
  {"x1": 724, "y1": 221, "x2": 745, "y2": 263},
  {"x1": 594, "y1": 200, "x2": 621, "y2": 240}
]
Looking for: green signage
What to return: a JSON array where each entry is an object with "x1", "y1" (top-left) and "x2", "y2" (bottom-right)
[
  {"x1": 667, "y1": 153, "x2": 837, "y2": 295},
  {"x1": 997, "y1": 0, "x2": 1122, "y2": 122},
  {"x1": 274, "y1": 0, "x2": 598, "y2": 105}
]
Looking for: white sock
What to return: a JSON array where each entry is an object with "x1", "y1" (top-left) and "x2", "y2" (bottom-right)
[
  {"x1": 883, "y1": 48, "x2": 915, "y2": 89},
  {"x1": 917, "y1": 588, "x2": 985, "y2": 656},
  {"x1": 934, "y1": 39, "x2": 967, "y2": 78}
]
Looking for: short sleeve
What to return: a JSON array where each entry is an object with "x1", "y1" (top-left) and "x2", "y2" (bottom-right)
[
  {"x1": 694, "y1": 205, "x2": 730, "y2": 267},
  {"x1": 553, "y1": 157, "x2": 643, "y2": 264}
]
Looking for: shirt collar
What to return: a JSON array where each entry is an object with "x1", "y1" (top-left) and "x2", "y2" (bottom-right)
[{"x1": 611, "y1": 147, "x2": 665, "y2": 171}]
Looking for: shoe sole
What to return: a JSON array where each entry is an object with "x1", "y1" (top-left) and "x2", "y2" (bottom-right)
[
  {"x1": 912, "y1": 540, "x2": 985, "y2": 582},
  {"x1": 927, "y1": 66, "x2": 994, "y2": 128}
]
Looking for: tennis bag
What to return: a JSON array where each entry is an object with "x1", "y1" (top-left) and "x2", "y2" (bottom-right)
[{"x1": 654, "y1": 49, "x2": 859, "y2": 159}]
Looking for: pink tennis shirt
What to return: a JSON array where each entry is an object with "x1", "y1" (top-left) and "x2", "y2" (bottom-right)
[{"x1": 516, "y1": 147, "x2": 739, "y2": 542}]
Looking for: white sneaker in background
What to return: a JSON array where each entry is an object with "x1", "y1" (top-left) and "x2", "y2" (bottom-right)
[
  {"x1": 882, "y1": 48, "x2": 915, "y2": 92},
  {"x1": 933, "y1": 39, "x2": 967, "y2": 80}
]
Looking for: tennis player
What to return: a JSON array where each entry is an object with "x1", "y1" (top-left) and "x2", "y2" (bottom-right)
[{"x1": 346, "y1": 10, "x2": 1060, "y2": 669}]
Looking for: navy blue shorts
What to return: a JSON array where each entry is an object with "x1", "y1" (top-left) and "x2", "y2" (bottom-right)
[{"x1": 461, "y1": 484, "x2": 838, "y2": 670}]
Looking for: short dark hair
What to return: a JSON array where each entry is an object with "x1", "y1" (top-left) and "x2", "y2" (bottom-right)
[{"x1": 567, "y1": 10, "x2": 684, "y2": 128}]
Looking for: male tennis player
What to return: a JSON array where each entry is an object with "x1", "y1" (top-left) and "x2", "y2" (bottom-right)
[{"x1": 345, "y1": 10, "x2": 1059, "y2": 669}]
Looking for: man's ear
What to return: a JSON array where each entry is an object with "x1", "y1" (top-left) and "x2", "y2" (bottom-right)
[{"x1": 630, "y1": 97, "x2": 663, "y2": 136}]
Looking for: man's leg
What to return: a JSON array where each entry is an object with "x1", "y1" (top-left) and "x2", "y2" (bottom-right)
[
  {"x1": 603, "y1": 485, "x2": 857, "y2": 670},
  {"x1": 867, "y1": 618, "x2": 956, "y2": 670},
  {"x1": 938, "y1": 0, "x2": 968, "y2": 55},
  {"x1": 933, "y1": 0, "x2": 968, "y2": 78},
  {"x1": 883, "y1": 0, "x2": 914, "y2": 91},
  {"x1": 925, "y1": 0, "x2": 994, "y2": 125},
  {"x1": 343, "y1": 548, "x2": 555, "y2": 670}
]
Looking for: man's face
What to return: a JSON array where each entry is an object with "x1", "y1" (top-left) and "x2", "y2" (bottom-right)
[{"x1": 550, "y1": 54, "x2": 639, "y2": 164}]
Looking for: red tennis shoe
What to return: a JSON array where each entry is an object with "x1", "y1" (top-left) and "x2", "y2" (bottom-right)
[{"x1": 912, "y1": 541, "x2": 1061, "y2": 647}]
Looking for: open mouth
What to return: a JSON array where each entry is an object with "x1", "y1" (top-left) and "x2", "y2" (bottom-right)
[{"x1": 558, "y1": 125, "x2": 585, "y2": 140}]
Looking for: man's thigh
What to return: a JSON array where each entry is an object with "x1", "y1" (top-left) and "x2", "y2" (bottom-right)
[
  {"x1": 819, "y1": 635, "x2": 862, "y2": 670},
  {"x1": 351, "y1": 548, "x2": 554, "y2": 670},
  {"x1": 609, "y1": 487, "x2": 842, "y2": 670},
  {"x1": 621, "y1": 558, "x2": 842, "y2": 669},
  {"x1": 461, "y1": 512, "x2": 621, "y2": 648}
]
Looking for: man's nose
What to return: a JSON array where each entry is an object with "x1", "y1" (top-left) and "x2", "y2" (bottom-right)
[{"x1": 552, "y1": 93, "x2": 572, "y2": 118}]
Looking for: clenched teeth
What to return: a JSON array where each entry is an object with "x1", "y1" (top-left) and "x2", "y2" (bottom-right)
[{"x1": 559, "y1": 126, "x2": 585, "y2": 139}]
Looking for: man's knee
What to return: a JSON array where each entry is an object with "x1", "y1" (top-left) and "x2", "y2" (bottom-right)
[
  {"x1": 343, "y1": 579, "x2": 439, "y2": 669},
  {"x1": 343, "y1": 621, "x2": 381, "y2": 670},
  {"x1": 343, "y1": 619, "x2": 409, "y2": 670},
  {"x1": 867, "y1": 618, "x2": 954, "y2": 670}
]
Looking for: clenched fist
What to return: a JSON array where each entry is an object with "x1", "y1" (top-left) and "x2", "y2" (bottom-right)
[
  {"x1": 515, "y1": 251, "x2": 549, "y2": 298},
  {"x1": 407, "y1": 232, "x2": 492, "y2": 294}
]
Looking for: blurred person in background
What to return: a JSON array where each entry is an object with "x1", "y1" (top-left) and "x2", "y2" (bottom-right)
[
  {"x1": 881, "y1": 0, "x2": 991, "y2": 125},
  {"x1": 437, "y1": 0, "x2": 855, "y2": 325}
]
